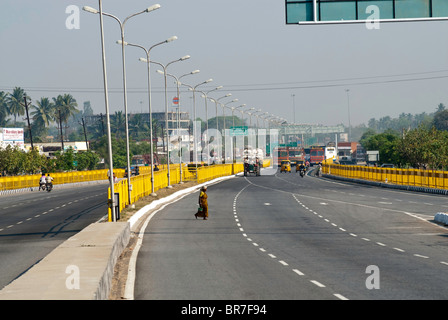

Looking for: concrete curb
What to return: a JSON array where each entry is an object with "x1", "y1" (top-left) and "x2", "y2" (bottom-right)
[
  {"x1": 434, "y1": 212, "x2": 448, "y2": 226},
  {"x1": 128, "y1": 174, "x2": 241, "y2": 230}
]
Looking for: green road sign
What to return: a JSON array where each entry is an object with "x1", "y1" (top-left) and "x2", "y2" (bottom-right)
[
  {"x1": 286, "y1": 0, "x2": 448, "y2": 24},
  {"x1": 230, "y1": 126, "x2": 248, "y2": 136}
]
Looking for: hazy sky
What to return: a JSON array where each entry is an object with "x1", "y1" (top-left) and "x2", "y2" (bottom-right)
[{"x1": 1, "y1": 0, "x2": 448, "y2": 127}]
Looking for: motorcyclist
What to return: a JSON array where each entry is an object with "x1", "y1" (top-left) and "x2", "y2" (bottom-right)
[
  {"x1": 298, "y1": 163, "x2": 306, "y2": 177},
  {"x1": 45, "y1": 174, "x2": 54, "y2": 189},
  {"x1": 39, "y1": 173, "x2": 46, "y2": 190},
  {"x1": 316, "y1": 163, "x2": 322, "y2": 177}
]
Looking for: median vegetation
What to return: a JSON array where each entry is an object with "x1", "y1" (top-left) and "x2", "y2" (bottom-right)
[
  {"x1": 0, "y1": 146, "x2": 100, "y2": 176},
  {"x1": 360, "y1": 126, "x2": 448, "y2": 170}
]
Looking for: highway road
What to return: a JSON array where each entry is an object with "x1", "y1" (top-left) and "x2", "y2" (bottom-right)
[
  {"x1": 0, "y1": 183, "x2": 109, "y2": 290},
  {"x1": 133, "y1": 167, "x2": 448, "y2": 300}
]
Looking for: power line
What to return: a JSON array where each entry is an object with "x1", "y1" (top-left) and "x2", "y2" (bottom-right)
[{"x1": 2, "y1": 69, "x2": 448, "y2": 94}]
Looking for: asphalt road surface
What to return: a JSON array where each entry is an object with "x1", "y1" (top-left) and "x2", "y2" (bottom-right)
[
  {"x1": 0, "y1": 183, "x2": 108, "y2": 290},
  {"x1": 134, "y1": 167, "x2": 448, "y2": 300}
]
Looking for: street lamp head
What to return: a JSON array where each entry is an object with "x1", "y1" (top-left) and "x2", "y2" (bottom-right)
[
  {"x1": 139, "y1": 57, "x2": 149, "y2": 63},
  {"x1": 116, "y1": 40, "x2": 128, "y2": 46},
  {"x1": 166, "y1": 36, "x2": 177, "y2": 42},
  {"x1": 216, "y1": 86, "x2": 223, "y2": 90},
  {"x1": 156, "y1": 70, "x2": 164, "y2": 75},
  {"x1": 82, "y1": 6, "x2": 99, "y2": 14},
  {"x1": 180, "y1": 55, "x2": 190, "y2": 61},
  {"x1": 205, "y1": 79, "x2": 213, "y2": 83},
  {"x1": 191, "y1": 70, "x2": 200, "y2": 74},
  {"x1": 145, "y1": 4, "x2": 161, "y2": 13}
]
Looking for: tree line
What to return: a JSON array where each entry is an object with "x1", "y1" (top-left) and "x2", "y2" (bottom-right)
[
  {"x1": 0, "y1": 86, "x2": 247, "y2": 175},
  {"x1": 360, "y1": 105, "x2": 448, "y2": 169}
]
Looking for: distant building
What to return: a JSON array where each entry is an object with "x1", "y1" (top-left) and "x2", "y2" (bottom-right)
[{"x1": 24, "y1": 141, "x2": 89, "y2": 158}]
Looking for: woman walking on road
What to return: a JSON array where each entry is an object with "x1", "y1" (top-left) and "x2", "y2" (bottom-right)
[{"x1": 195, "y1": 186, "x2": 208, "y2": 220}]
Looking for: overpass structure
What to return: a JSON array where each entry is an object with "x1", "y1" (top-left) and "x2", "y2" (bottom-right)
[{"x1": 271, "y1": 123, "x2": 345, "y2": 136}]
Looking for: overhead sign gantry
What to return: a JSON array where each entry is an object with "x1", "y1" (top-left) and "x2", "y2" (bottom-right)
[{"x1": 286, "y1": 0, "x2": 448, "y2": 25}]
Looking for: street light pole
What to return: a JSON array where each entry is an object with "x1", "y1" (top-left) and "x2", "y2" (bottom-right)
[
  {"x1": 83, "y1": 3, "x2": 161, "y2": 206},
  {"x1": 181, "y1": 79, "x2": 213, "y2": 174},
  {"x1": 151, "y1": 56, "x2": 190, "y2": 188},
  {"x1": 199, "y1": 86, "x2": 222, "y2": 164},
  {"x1": 346, "y1": 89, "x2": 351, "y2": 142},
  {"x1": 121, "y1": 36, "x2": 177, "y2": 196},
  {"x1": 83, "y1": 0, "x2": 116, "y2": 221},
  {"x1": 159, "y1": 70, "x2": 199, "y2": 182}
]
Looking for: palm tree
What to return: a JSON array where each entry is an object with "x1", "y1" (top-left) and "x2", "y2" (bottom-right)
[
  {"x1": 31, "y1": 97, "x2": 55, "y2": 137},
  {"x1": 6, "y1": 87, "x2": 27, "y2": 126},
  {"x1": 53, "y1": 94, "x2": 79, "y2": 136},
  {"x1": 0, "y1": 91, "x2": 8, "y2": 127},
  {"x1": 129, "y1": 113, "x2": 148, "y2": 139},
  {"x1": 111, "y1": 111, "x2": 126, "y2": 139}
]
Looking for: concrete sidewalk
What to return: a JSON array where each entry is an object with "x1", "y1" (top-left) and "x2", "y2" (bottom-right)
[{"x1": 0, "y1": 222, "x2": 130, "y2": 300}]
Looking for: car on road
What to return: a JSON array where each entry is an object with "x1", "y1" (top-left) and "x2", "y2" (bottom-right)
[{"x1": 380, "y1": 163, "x2": 395, "y2": 168}]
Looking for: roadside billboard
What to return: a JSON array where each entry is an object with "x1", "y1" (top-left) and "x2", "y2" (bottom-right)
[{"x1": 1, "y1": 128, "x2": 24, "y2": 148}]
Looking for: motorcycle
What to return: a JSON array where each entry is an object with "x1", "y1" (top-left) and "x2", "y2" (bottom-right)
[
  {"x1": 299, "y1": 169, "x2": 305, "y2": 178},
  {"x1": 45, "y1": 182, "x2": 53, "y2": 192},
  {"x1": 39, "y1": 182, "x2": 46, "y2": 191}
]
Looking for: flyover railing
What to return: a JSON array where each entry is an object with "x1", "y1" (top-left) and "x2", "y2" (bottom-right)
[
  {"x1": 0, "y1": 169, "x2": 114, "y2": 191},
  {"x1": 109, "y1": 163, "x2": 247, "y2": 220},
  {"x1": 323, "y1": 164, "x2": 448, "y2": 190}
]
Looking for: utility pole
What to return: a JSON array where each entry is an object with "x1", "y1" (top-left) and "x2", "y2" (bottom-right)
[
  {"x1": 81, "y1": 117, "x2": 89, "y2": 150},
  {"x1": 58, "y1": 109, "x2": 64, "y2": 151},
  {"x1": 99, "y1": 113, "x2": 105, "y2": 136},
  {"x1": 23, "y1": 95, "x2": 34, "y2": 150}
]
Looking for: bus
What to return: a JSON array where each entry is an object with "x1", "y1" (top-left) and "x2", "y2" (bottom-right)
[
  {"x1": 288, "y1": 147, "x2": 305, "y2": 166},
  {"x1": 325, "y1": 146, "x2": 337, "y2": 162},
  {"x1": 273, "y1": 146, "x2": 289, "y2": 166},
  {"x1": 310, "y1": 146, "x2": 325, "y2": 165}
]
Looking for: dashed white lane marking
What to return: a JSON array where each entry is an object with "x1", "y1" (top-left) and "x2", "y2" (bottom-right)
[
  {"x1": 234, "y1": 184, "x2": 347, "y2": 300},
  {"x1": 0, "y1": 192, "x2": 104, "y2": 233},
  {"x1": 289, "y1": 193, "x2": 448, "y2": 274},
  {"x1": 293, "y1": 269, "x2": 305, "y2": 276},
  {"x1": 310, "y1": 280, "x2": 326, "y2": 288},
  {"x1": 414, "y1": 254, "x2": 429, "y2": 259},
  {"x1": 334, "y1": 293, "x2": 349, "y2": 300}
]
